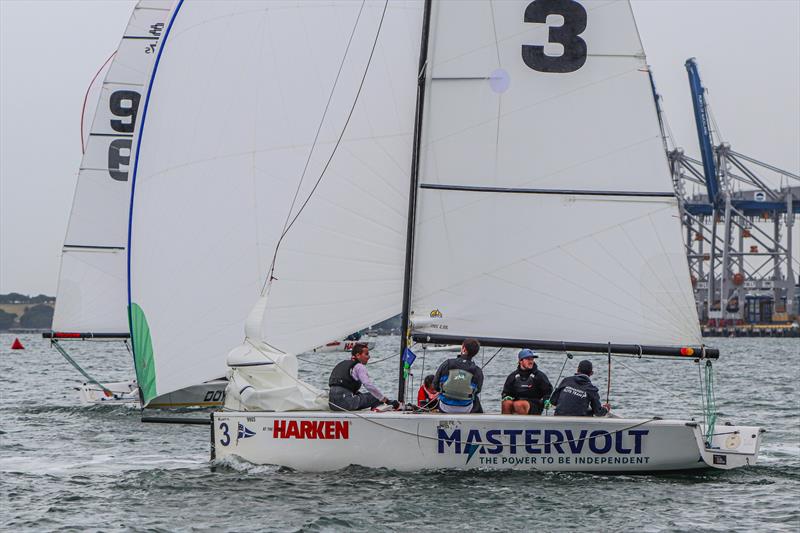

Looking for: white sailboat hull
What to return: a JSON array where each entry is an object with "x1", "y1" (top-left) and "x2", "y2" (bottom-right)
[
  {"x1": 78, "y1": 379, "x2": 228, "y2": 408},
  {"x1": 212, "y1": 411, "x2": 762, "y2": 472}
]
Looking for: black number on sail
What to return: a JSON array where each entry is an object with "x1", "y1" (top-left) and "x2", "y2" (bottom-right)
[
  {"x1": 109, "y1": 90, "x2": 140, "y2": 133},
  {"x1": 108, "y1": 139, "x2": 131, "y2": 181},
  {"x1": 522, "y1": 0, "x2": 587, "y2": 73}
]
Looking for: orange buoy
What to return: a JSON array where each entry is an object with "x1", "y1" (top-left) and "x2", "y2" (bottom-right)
[{"x1": 11, "y1": 338, "x2": 24, "y2": 350}]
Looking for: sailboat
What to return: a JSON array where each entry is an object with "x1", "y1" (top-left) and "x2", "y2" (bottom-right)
[
  {"x1": 127, "y1": 0, "x2": 762, "y2": 471},
  {"x1": 46, "y1": 0, "x2": 225, "y2": 408}
]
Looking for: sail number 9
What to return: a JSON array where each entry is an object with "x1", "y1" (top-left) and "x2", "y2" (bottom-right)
[
  {"x1": 522, "y1": 0, "x2": 587, "y2": 73},
  {"x1": 107, "y1": 90, "x2": 141, "y2": 181}
]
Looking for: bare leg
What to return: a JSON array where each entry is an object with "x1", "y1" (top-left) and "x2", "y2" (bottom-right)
[
  {"x1": 512, "y1": 400, "x2": 530, "y2": 415},
  {"x1": 501, "y1": 400, "x2": 514, "y2": 414}
]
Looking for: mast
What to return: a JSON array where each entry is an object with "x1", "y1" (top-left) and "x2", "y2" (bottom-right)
[{"x1": 398, "y1": 0, "x2": 433, "y2": 403}]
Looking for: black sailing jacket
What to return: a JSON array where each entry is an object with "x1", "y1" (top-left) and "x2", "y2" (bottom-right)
[{"x1": 550, "y1": 374, "x2": 608, "y2": 417}]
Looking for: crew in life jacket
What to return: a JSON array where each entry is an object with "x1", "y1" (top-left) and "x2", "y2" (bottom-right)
[
  {"x1": 550, "y1": 360, "x2": 610, "y2": 417},
  {"x1": 433, "y1": 338, "x2": 484, "y2": 414},
  {"x1": 417, "y1": 374, "x2": 439, "y2": 411},
  {"x1": 501, "y1": 349, "x2": 553, "y2": 415},
  {"x1": 328, "y1": 343, "x2": 396, "y2": 411}
]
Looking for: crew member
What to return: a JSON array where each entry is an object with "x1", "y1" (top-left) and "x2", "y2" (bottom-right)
[
  {"x1": 328, "y1": 343, "x2": 393, "y2": 411},
  {"x1": 550, "y1": 360, "x2": 610, "y2": 417},
  {"x1": 433, "y1": 338, "x2": 484, "y2": 413},
  {"x1": 417, "y1": 374, "x2": 439, "y2": 411},
  {"x1": 501, "y1": 349, "x2": 553, "y2": 415}
]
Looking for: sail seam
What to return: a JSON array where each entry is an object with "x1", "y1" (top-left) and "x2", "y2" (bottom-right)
[{"x1": 420, "y1": 184, "x2": 674, "y2": 197}]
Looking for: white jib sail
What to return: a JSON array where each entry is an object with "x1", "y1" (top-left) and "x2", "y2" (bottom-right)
[
  {"x1": 410, "y1": 0, "x2": 701, "y2": 347},
  {"x1": 129, "y1": 1, "x2": 422, "y2": 404},
  {"x1": 52, "y1": 1, "x2": 173, "y2": 334}
]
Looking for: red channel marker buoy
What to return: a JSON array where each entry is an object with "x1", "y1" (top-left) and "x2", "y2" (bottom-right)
[{"x1": 11, "y1": 338, "x2": 25, "y2": 350}]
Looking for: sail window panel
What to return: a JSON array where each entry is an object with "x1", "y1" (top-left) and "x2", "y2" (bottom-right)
[
  {"x1": 63, "y1": 169, "x2": 130, "y2": 248},
  {"x1": 428, "y1": 0, "x2": 498, "y2": 78},
  {"x1": 497, "y1": 64, "x2": 667, "y2": 192},
  {"x1": 411, "y1": 191, "x2": 701, "y2": 346},
  {"x1": 421, "y1": 83, "x2": 498, "y2": 188},
  {"x1": 53, "y1": 251, "x2": 129, "y2": 334}
]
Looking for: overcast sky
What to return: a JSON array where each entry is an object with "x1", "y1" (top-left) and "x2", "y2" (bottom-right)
[{"x1": 1, "y1": 0, "x2": 798, "y2": 295}]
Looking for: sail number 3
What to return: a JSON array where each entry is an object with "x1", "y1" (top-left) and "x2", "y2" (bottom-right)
[{"x1": 522, "y1": 0, "x2": 587, "y2": 73}]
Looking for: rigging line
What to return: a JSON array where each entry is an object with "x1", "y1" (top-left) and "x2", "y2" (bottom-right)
[
  {"x1": 270, "y1": 0, "x2": 367, "y2": 267},
  {"x1": 50, "y1": 340, "x2": 113, "y2": 395},
  {"x1": 263, "y1": 0, "x2": 387, "y2": 294},
  {"x1": 81, "y1": 51, "x2": 117, "y2": 153},
  {"x1": 625, "y1": 222, "x2": 702, "y2": 338},
  {"x1": 646, "y1": 214, "x2": 704, "y2": 334},
  {"x1": 614, "y1": 356, "x2": 699, "y2": 409},
  {"x1": 241, "y1": 338, "x2": 661, "y2": 450},
  {"x1": 480, "y1": 347, "x2": 504, "y2": 369}
]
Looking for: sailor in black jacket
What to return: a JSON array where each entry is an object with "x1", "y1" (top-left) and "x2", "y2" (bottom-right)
[
  {"x1": 550, "y1": 360, "x2": 610, "y2": 417},
  {"x1": 501, "y1": 349, "x2": 553, "y2": 415}
]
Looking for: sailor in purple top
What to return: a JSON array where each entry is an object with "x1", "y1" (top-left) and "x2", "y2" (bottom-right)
[{"x1": 328, "y1": 343, "x2": 396, "y2": 411}]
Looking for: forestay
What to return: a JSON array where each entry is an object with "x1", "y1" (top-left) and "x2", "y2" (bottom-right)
[
  {"x1": 129, "y1": 0, "x2": 422, "y2": 404},
  {"x1": 409, "y1": 0, "x2": 701, "y2": 347},
  {"x1": 53, "y1": 1, "x2": 173, "y2": 335}
]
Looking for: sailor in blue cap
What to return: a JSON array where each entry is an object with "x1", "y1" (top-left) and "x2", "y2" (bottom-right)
[{"x1": 501, "y1": 349, "x2": 553, "y2": 415}]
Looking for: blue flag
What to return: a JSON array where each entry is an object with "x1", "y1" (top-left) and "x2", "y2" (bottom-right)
[{"x1": 403, "y1": 348, "x2": 416, "y2": 378}]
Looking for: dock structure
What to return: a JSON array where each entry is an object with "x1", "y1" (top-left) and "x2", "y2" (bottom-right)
[{"x1": 661, "y1": 59, "x2": 799, "y2": 337}]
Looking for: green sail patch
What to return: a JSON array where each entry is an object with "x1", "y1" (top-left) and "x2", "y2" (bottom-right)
[{"x1": 129, "y1": 303, "x2": 157, "y2": 403}]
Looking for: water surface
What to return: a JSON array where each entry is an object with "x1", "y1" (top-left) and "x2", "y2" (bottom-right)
[{"x1": 1, "y1": 334, "x2": 798, "y2": 531}]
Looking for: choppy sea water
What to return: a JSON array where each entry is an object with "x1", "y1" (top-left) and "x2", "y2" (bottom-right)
[{"x1": 1, "y1": 333, "x2": 798, "y2": 531}]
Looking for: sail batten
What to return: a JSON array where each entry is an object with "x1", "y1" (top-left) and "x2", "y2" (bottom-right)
[{"x1": 420, "y1": 183, "x2": 675, "y2": 197}]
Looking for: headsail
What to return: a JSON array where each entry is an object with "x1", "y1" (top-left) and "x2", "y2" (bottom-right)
[
  {"x1": 128, "y1": 0, "x2": 422, "y2": 404},
  {"x1": 52, "y1": 0, "x2": 173, "y2": 336},
  {"x1": 409, "y1": 0, "x2": 701, "y2": 348}
]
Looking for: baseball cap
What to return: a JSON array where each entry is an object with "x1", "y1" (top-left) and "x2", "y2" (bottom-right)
[{"x1": 518, "y1": 348, "x2": 538, "y2": 360}]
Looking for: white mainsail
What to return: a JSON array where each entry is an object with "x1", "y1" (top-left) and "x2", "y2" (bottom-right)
[
  {"x1": 52, "y1": 0, "x2": 173, "y2": 335},
  {"x1": 128, "y1": 0, "x2": 422, "y2": 404},
  {"x1": 410, "y1": 0, "x2": 701, "y2": 347}
]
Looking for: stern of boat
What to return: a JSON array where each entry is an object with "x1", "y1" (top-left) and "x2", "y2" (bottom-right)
[{"x1": 691, "y1": 422, "x2": 764, "y2": 469}]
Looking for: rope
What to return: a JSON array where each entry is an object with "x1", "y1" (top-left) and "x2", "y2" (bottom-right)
[
  {"x1": 703, "y1": 359, "x2": 717, "y2": 447},
  {"x1": 51, "y1": 340, "x2": 113, "y2": 395},
  {"x1": 546, "y1": 352, "x2": 574, "y2": 415},
  {"x1": 606, "y1": 343, "x2": 612, "y2": 406},
  {"x1": 80, "y1": 51, "x2": 116, "y2": 153},
  {"x1": 263, "y1": 0, "x2": 389, "y2": 293},
  {"x1": 480, "y1": 347, "x2": 503, "y2": 369}
]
